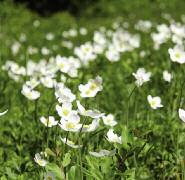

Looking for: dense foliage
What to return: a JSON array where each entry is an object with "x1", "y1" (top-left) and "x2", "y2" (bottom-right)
[{"x1": 0, "y1": 1, "x2": 185, "y2": 179}]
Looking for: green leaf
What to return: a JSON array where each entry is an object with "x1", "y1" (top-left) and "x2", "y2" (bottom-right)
[
  {"x1": 45, "y1": 148, "x2": 56, "y2": 157},
  {"x1": 62, "y1": 152, "x2": 71, "y2": 167},
  {"x1": 46, "y1": 163, "x2": 65, "y2": 179},
  {"x1": 121, "y1": 125, "x2": 132, "y2": 150}
]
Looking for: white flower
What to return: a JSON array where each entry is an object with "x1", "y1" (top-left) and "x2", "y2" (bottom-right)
[
  {"x1": 40, "y1": 116, "x2": 58, "y2": 127},
  {"x1": 89, "y1": 149, "x2": 116, "y2": 157},
  {"x1": 56, "y1": 103, "x2": 75, "y2": 119},
  {"x1": 102, "y1": 114, "x2": 117, "y2": 127},
  {"x1": 168, "y1": 47, "x2": 185, "y2": 64},
  {"x1": 79, "y1": 27, "x2": 87, "y2": 35},
  {"x1": 56, "y1": 55, "x2": 70, "y2": 73},
  {"x1": 133, "y1": 68, "x2": 151, "y2": 87},
  {"x1": 40, "y1": 76, "x2": 55, "y2": 88},
  {"x1": 11, "y1": 41, "x2": 21, "y2": 55},
  {"x1": 21, "y1": 85, "x2": 40, "y2": 100},
  {"x1": 107, "y1": 129, "x2": 122, "y2": 144},
  {"x1": 76, "y1": 101, "x2": 104, "y2": 118},
  {"x1": 46, "y1": 33, "x2": 54, "y2": 41},
  {"x1": 78, "y1": 76, "x2": 103, "y2": 98},
  {"x1": 81, "y1": 119, "x2": 100, "y2": 132},
  {"x1": 34, "y1": 153, "x2": 47, "y2": 167},
  {"x1": 0, "y1": 109, "x2": 8, "y2": 117},
  {"x1": 179, "y1": 108, "x2": 185, "y2": 122},
  {"x1": 25, "y1": 78, "x2": 40, "y2": 89},
  {"x1": 59, "y1": 113, "x2": 81, "y2": 132},
  {"x1": 41, "y1": 47, "x2": 50, "y2": 55},
  {"x1": 147, "y1": 95, "x2": 163, "y2": 109},
  {"x1": 61, "y1": 137, "x2": 82, "y2": 148},
  {"x1": 163, "y1": 70, "x2": 172, "y2": 82},
  {"x1": 55, "y1": 83, "x2": 76, "y2": 103}
]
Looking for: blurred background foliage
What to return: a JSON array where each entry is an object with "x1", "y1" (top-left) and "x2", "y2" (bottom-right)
[{"x1": 1, "y1": 0, "x2": 185, "y2": 18}]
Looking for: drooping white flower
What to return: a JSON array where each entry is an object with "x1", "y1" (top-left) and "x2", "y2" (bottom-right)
[
  {"x1": 21, "y1": 85, "x2": 40, "y2": 100},
  {"x1": 179, "y1": 108, "x2": 185, "y2": 122},
  {"x1": 132, "y1": 68, "x2": 151, "y2": 87},
  {"x1": 40, "y1": 116, "x2": 58, "y2": 127},
  {"x1": 163, "y1": 70, "x2": 172, "y2": 82},
  {"x1": 76, "y1": 101, "x2": 104, "y2": 118},
  {"x1": 147, "y1": 95, "x2": 163, "y2": 109},
  {"x1": 102, "y1": 114, "x2": 117, "y2": 127},
  {"x1": 0, "y1": 109, "x2": 8, "y2": 117},
  {"x1": 81, "y1": 119, "x2": 100, "y2": 132},
  {"x1": 89, "y1": 149, "x2": 116, "y2": 157},
  {"x1": 61, "y1": 137, "x2": 82, "y2": 148},
  {"x1": 106, "y1": 129, "x2": 122, "y2": 144},
  {"x1": 168, "y1": 47, "x2": 185, "y2": 64},
  {"x1": 34, "y1": 153, "x2": 47, "y2": 167}
]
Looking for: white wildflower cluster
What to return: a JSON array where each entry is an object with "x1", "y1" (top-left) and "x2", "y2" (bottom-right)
[
  {"x1": 2, "y1": 17, "x2": 185, "y2": 169},
  {"x1": 135, "y1": 20, "x2": 152, "y2": 32},
  {"x1": 151, "y1": 22, "x2": 185, "y2": 50}
]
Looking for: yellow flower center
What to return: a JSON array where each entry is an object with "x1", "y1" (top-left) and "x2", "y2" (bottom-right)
[
  {"x1": 90, "y1": 83, "x2": 97, "y2": 90},
  {"x1": 150, "y1": 100, "x2": 156, "y2": 107},
  {"x1": 63, "y1": 109, "x2": 69, "y2": 116},
  {"x1": 66, "y1": 122, "x2": 75, "y2": 129},
  {"x1": 175, "y1": 53, "x2": 180, "y2": 58}
]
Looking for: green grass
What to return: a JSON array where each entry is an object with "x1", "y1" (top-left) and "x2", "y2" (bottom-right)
[{"x1": 0, "y1": 0, "x2": 185, "y2": 179}]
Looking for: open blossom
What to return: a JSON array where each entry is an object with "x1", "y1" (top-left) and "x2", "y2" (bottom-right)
[
  {"x1": 163, "y1": 70, "x2": 172, "y2": 82},
  {"x1": 107, "y1": 129, "x2": 122, "y2": 144},
  {"x1": 40, "y1": 116, "x2": 58, "y2": 127},
  {"x1": 147, "y1": 95, "x2": 163, "y2": 109},
  {"x1": 21, "y1": 85, "x2": 40, "y2": 100},
  {"x1": 61, "y1": 137, "x2": 82, "y2": 148},
  {"x1": 79, "y1": 76, "x2": 103, "y2": 98},
  {"x1": 34, "y1": 153, "x2": 47, "y2": 167},
  {"x1": 102, "y1": 114, "x2": 117, "y2": 127},
  {"x1": 56, "y1": 55, "x2": 70, "y2": 73},
  {"x1": 132, "y1": 68, "x2": 151, "y2": 87},
  {"x1": 179, "y1": 108, "x2": 185, "y2": 122},
  {"x1": 76, "y1": 101, "x2": 104, "y2": 118},
  {"x1": 56, "y1": 103, "x2": 76, "y2": 119},
  {"x1": 59, "y1": 113, "x2": 81, "y2": 132},
  {"x1": 168, "y1": 47, "x2": 185, "y2": 64},
  {"x1": 0, "y1": 109, "x2": 8, "y2": 117},
  {"x1": 55, "y1": 83, "x2": 76, "y2": 103}
]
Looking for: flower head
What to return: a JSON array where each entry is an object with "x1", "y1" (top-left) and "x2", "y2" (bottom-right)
[
  {"x1": 40, "y1": 116, "x2": 58, "y2": 127},
  {"x1": 168, "y1": 47, "x2": 185, "y2": 64},
  {"x1": 102, "y1": 114, "x2": 117, "y2": 127},
  {"x1": 147, "y1": 95, "x2": 163, "y2": 109},
  {"x1": 34, "y1": 153, "x2": 47, "y2": 167},
  {"x1": 133, "y1": 68, "x2": 151, "y2": 87},
  {"x1": 107, "y1": 129, "x2": 122, "y2": 144}
]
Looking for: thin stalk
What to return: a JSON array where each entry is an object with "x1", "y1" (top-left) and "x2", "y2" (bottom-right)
[{"x1": 126, "y1": 86, "x2": 137, "y2": 127}]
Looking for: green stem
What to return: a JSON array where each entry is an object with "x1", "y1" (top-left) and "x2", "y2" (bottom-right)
[{"x1": 126, "y1": 86, "x2": 137, "y2": 127}]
